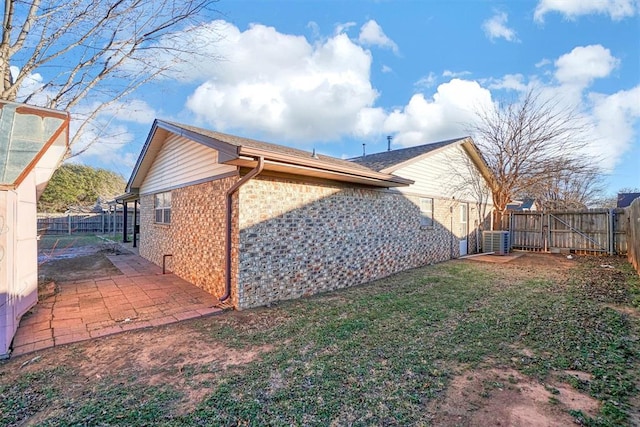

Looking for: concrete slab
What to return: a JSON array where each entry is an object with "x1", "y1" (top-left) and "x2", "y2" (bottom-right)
[{"x1": 11, "y1": 254, "x2": 223, "y2": 357}]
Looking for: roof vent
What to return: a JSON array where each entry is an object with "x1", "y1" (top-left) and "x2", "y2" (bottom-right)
[
  {"x1": 387, "y1": 135, "x2": 392, "y2": 151},
  {"x1": 311, "y1": 148, "x2": 319, "y2": 159}
]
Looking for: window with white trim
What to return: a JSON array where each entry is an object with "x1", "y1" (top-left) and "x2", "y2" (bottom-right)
[
  {"x1": 420, "y1": 197, "x2": 434, "y2": 227},
  {"x1": 154, "y1": 192, "x2": 171, "y2": 224}
]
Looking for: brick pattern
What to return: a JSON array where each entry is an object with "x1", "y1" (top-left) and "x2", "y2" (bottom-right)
[
  {"x1": 236, "y1": 176, "x2": 468, "y2": 309},
  {"x1": 139, "y1": 176, "x2": 239, "y2": 302},
  {"x1": 12, "y1": 254, "x2": 221, "y2": 356},
  {"x1": 138, "y1": 174, "x2": 491, "y2": 310}
]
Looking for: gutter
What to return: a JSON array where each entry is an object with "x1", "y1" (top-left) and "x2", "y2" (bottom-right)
[
  {"x1": 220, "y1": 156, "x2": 265, "y2": 303},
  {"x1": 237, "y1": 146, "x2": 413, "y2": 186}
]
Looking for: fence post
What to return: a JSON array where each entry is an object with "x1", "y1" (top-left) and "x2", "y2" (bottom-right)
[
  {"x1": 67, "y1": 214, "x2": 71, "y2": 235},
  {"x1": 507, "y1": 212, "x2": 513, "y2": 252},
  {"x1": 608, "y1": 209, "x2": 615, "y2": 256}
]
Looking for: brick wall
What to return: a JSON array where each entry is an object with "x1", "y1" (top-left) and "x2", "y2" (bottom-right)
[
  {"x1": 236, "y1": 176, "x2": 466, "y2": 309},
  {"x1": 138, "y1": 174, "x2": 491, "y2": 310},
  {"x1": 139, "y1": 175, "x2": 239, "y2": 303}
]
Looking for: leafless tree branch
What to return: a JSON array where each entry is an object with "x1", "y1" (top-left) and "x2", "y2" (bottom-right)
[
  {"x1": 1, "y1": 0, "x2": 220, "y2": 150},
  {"x1": 467, "y1": 88, "x2": 603, "y2": 228}
]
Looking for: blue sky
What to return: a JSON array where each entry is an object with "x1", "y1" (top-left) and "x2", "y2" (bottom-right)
[{"x1": 72, "y1": 0, "x2": 639, "y2": 195}]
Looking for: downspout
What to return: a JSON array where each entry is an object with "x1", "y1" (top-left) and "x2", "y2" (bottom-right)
[{"x1": 219, "y1": 156, "x2": 264, "y2": 303}]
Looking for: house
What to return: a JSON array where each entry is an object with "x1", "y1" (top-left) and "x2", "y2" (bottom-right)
[
  {"x1": 506, "y1": 198, "x2": 538, "y2": 212},
  {"x1": 350, "y1": 137, "x2": 495, "y2": 256},
  {"x1": 617, "y1": 193, "x2": 640, "y2": 208},
  {"x1": 124, "y1": 120, "x2": 494, "y2": 309},
  {"x1": 0, "y1": 101, "x2": 69, "y2": 357}
]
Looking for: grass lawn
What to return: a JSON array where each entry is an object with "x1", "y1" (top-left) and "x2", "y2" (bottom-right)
[{"x1": 1, "y1": 254, "x2": 638, "y2": 426}]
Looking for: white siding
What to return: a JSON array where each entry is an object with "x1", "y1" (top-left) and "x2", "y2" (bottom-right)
[
  {"x1": 0, "y1": 173, "x2": 39, "y2": 356},
  {"x1": 140, "y1": 134, "x2": 236, "y2": 194},
  {"x1": 393, "y1": 145, "x2": 492, "y2": 204}
]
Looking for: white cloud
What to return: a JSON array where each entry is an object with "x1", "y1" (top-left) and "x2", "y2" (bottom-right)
[
  {"x1": 307, "y1": 21, "x2": 321, "y2": 38},
  {"x1": 99, "y1": 99, "x2": 157, "y2": 124},
  {"x1": 554, "y1": 45, "x2": 619, "y2": 88},
  {"x1": 9, "y1": 66, "x2": 19, "y2": 84},
  {"x1": 442, "y1": 70, "x2": 472, "y2": 78},
  {"x1": 381, "y1": 65, "x2": 393, "y2": 73},
  {"x1": 353, "y1": 107, "x2": 387, "y2": 138},
  {"x1": 184, "y1": 23, "x2": 379, "y2": 142},
  {"x1": 357, "y1": 20, "x2": 399, "y2": 54},
  {"x1": 535, "y1": 58, "x2": 551, "y2": 68},
  {"x1": 335, "y1": 21, "x2": 357, "y2": 35},
  {"x1": 588, "y1": 86, "x2": 640, "y2": 169},
  {"x1": 534, "y1": 0, "x2": 637, "y2": 22},
  {"x1": 142, "y1": 21, "x2": 639, "y2": 177},
  {"x1": 475, "y1": 46, "x2": 637, "y2": 172},
  {"x1": 12, "y1": 68, "x2": 51, "y2": 105},
  {"x1": 70, "y1": 119, "x2": 134, "y2": 164},
  {"x1": 383, "y1": 79, "x2": 493, "y2": 146},
  {"x1": 488, "y1": 74, "x2": 528, "y2": 91},
  {"x1": 415, "y1": 72, "x2": 438, "y2": 89},
  {"x1": 482, "y1": 12, "x2": 519, "y2": 42},
  {"x1": 131, "y1": 20, "x2": 230, "y2": 83}
]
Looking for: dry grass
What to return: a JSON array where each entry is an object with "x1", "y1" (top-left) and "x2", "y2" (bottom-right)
[{"x1": 0, "y1": 253, "x2": 638, "y2": 426}]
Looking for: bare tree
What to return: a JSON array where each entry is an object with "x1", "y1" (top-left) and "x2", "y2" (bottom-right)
[
  {"x1": 596, "y1": 187, "x2": 640, "y2": 208},
  {"x1": 523, "y1": 158, "x2": 605, "y2": 210},
  {"x1": 1, "y1": 0, "x2": 219, "y2": 155},
  {"x1": 468, "y1": 89, "x2": 602, "y2": 229},
  {"x1": 444, "y1": 144, "x2": 492, "y2": 230}
]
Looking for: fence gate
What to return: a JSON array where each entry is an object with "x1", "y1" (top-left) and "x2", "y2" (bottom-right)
[{"x1": 509, "y1": 209, "x2": 627, "y2": 255}]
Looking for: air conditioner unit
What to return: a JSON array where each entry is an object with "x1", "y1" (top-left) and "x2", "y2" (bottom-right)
[{"x1": 483, "y1": 231, "x2": 510, "y2": 255}]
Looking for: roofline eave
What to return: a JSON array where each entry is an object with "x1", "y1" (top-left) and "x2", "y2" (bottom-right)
[
  {"x1": 459, "y1": 140, "x2": 499, "y2": 193},
  {"x1": 126, "y1": 120, "x2": 413, "y2": 192},
  {"x1": 236, "y1": 147, "x2": 413, "y2": 187},
  {"x1": 126, "y1": 120, "x2": 243, "y2": 192}
]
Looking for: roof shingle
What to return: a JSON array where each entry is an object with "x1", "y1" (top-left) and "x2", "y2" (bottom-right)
[{"x1": 350, "y1": 137, "x2": 467, "y2": 172}]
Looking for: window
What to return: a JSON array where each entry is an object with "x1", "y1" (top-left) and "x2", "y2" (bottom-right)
[
  {"x1": 154, "y1": 192, "x2": 171, "y2": 224},
  {"x1": 420, "y1": 197, "x2": 434, "y2": 227}
]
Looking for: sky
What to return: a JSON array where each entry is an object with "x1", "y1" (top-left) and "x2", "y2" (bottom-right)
[{"x1": 71, "y1": 0, "x2": 640, "y2": 195}]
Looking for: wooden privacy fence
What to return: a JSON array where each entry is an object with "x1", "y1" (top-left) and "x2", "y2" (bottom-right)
[
  {"x1": 37, "y1": 211, "x2": 135, "y2": 235},
  {"x1": 627, "y1": 199, "x2": 640, "y2": 274},
  {"x1": 509, "y1": 209, "x2": 627, "y2": 255}
]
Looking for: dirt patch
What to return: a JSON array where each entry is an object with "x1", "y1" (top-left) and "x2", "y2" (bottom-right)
[
  {"x1": 464, "y1": 252, "x2": 580, "y2": 287},
  {"x1": 468, "y1": 252, "x2": 576, "y2": 270},
  {"x1": 429, "y1": 368, "x2": 599, "y2": 426},
  {"x1": 603, "y1": 303, "x2": 640, "y2": 319},
  {"x1": 10, "y1": 321, "x2": 274, "y2": 419},
  {"x1": 38, "y1": 253, "x2": 122, "y2": 283},
  {"x1": 509, "y1": 252, "x2": 577, "y2": 269},
  {"x1": 78, "y1": 330, "x2": 271, "y2": 378}
]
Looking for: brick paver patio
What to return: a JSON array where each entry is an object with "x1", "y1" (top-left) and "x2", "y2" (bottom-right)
[{"x1": 12, "y1": 254, "x2": 223, "y2": 357}]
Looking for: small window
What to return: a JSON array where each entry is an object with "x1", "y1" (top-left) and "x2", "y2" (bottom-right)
[
  {"x1": 154, "y1": 192, "x2": 171, "y2": 224},
  {"x1": 420, "y1": 197, "x2": 434, "y2": 227}
]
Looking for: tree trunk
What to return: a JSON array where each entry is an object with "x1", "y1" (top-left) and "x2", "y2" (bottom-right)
[{"x1": 492, "y1": 191, "x2": 509, "y2": 230}]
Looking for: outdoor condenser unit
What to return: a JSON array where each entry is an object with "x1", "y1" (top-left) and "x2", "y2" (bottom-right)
[{"x1": 483, "y1": 231, "x2": 510, "y2": 255}]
